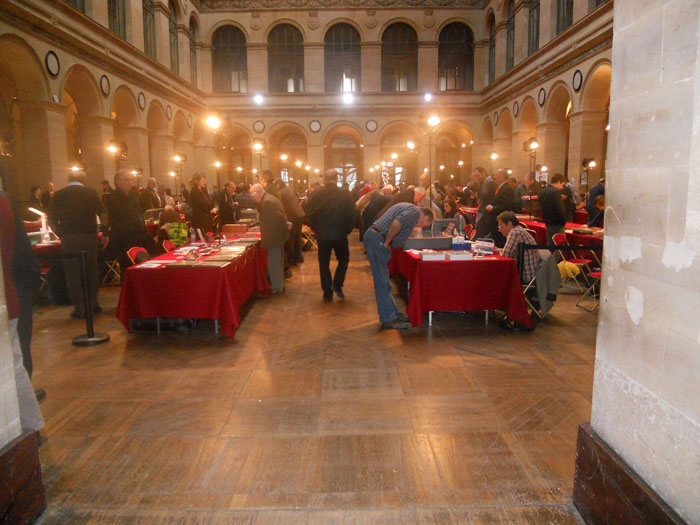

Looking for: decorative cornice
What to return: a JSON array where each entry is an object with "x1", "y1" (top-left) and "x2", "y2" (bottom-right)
[{"x1": 201, "y1": 0, "x2": 486, "y2": 10}]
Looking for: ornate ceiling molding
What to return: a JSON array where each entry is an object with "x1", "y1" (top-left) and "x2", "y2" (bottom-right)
[{"x1": 201, "y1": 0, "x2": 485, "y2": 10}]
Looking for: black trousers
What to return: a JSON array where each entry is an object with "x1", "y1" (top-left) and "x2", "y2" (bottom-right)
[
  {"x1": 62, "y1": 234, "x2": 100, "y2": 316},
  {"x1": 317, "y1": 238, "x2": 349, "y2": 294}
]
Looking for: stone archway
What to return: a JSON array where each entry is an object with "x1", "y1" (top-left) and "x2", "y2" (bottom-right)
[
  {"x1": 435, "y1": 121, "x2": 473, "y2": 184},
  {"x1": 324, "y1": 124, "x2": 364, "y2": 190},
  {"x1": 112, "y1": 86, "x2": 146, "y2": 179},
  {"x1": 378, "y1": 122, "x2": 419, "y2": 186},
  {"x1": 63, "y1": 65, "x2": 111, "y2": 187},
  {"x1": 269, "y1": 124, "x2": 309, "y2": 188},
  {"x1": 0, "y1": 35, "x2": 57, "y2": 198}
]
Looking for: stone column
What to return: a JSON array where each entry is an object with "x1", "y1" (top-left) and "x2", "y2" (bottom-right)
[
  {"x1": 574, "y1": 2, "x2": 700, "y2": 523},
  {"x1": 363, "y1": 143, "x2": 381, "y2": 184},
  {"x1": 149, "y1": 134, "x2": 174, "y2": 184},
  {"x1": 199, "y1": 44, "x2": 212, "y2": 93},
  {"x1": 472, "y1": 143, "x2": 492, "y2": 174},
  {"x1": 417, "y1": 41, "x2": 438, "y2": 94},
  {"x1": 174, "y1": 140, "x2": 195, "y2": 182},
  {"x1": 540, "y1": 0, "x2": 556, "y2": 43},
  {"x1": 513, "y1": 1, "x2": 530, "y2": 65},
  {"x1": 307, "y1": 144, "x2": 324, "y2": 177},
  {"x1": 247, "y1": 43, "x2": 268, "y2": 94},
  {"x1": 129, "y1": 0, "x2": 145, "y2": 53},
  {"x1": 567, "y1": 110, "x2": 607, "y2": 190},
  {"x1": 511, "y1": 131, "x2": 531, "y2": 179},
  {"x1": 494, "y1": 21, "x2": 507, "y2": 79},
  {"x1": 536, "y1": 121, "x2": 567, "y2": 176},
  {"x1": 91, "y1": 1, "x2": 108, "y2": 29},
  {"x1": 153, "y1": 2, "x2": 171, "y2": 70},
  {"x1": 118, "y1": 126, "x2": 150, "y2": 176},
  {"x1": 18, "y1": 101, "x2": 69, "y2": 193},
  {"x1": 194, "y1": 145, "x2": 216, "y2": 182},
  {"x1": 361, "y1": 42, "x2": 381, "y2": 92},
  {"x1": 492, "y1": 136, "x2": 512, "y2": 171},
  {"x1": 81, "y1": 115, "x2": 119, "y2": 189},
  {"x1": 304, "y1": 43, "x2": 324, "y2": 93},
  {"x1": 177, "y1": 25, "x2": 190, "y2": 82},
  {"x1": 573, "y1": 0, "x2": 589, "y2": 24},
  {"x1": 473, "y1": 41, "x2": 488, "y2": 91}
]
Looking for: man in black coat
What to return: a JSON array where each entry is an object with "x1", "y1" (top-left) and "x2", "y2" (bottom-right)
[
  {"x1": 218, "y1": 181, "x2": 237, "y2": 226},
  {"x1": 139, "y1": 177, "x2": 162, "y2": 212},
  {"x1": 540, "y1": 173, "x2": 568, "y2": 242},
  {"x1": 307, "y1": 170, "x2": 357, "y2": 301},
  {"x1": 49, "y1": 170, "x2": 108, "y2": 319},
  {"x1": 480, "y1": 169, "x2": 514, "y2": 247}
]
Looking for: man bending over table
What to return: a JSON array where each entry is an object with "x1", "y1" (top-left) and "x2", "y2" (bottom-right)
[{"x1": 364, "y1": 203, "x2": 433, "y2": 330}]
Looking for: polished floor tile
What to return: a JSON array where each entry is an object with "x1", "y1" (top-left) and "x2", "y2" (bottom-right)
[{"x1": 32, "y1": 236, "x2": 596, "y2": 521}]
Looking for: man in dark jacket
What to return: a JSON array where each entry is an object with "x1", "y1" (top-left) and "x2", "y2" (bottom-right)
[
  {"x1": 540, "y1": 173, "x2": 567, "y2": 242},
  {"x1": 307, "y1": 170, "x2": 357, "y2": 301},
  {"x1": 218, "y1": 181, "x2": 237, "y2": 226},
  {"x1": 139, "y1": 177, "x2": 162, "y2": 211},
  {"x1": 49, "y1": 170, "x2": 108, "y2": 319},
  {"x1": 482, "y1": 169, "x2": 514, "y2": 247}
]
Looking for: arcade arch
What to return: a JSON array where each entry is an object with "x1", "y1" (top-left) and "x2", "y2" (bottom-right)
[{"x1": 324, "y1": 124, "x2": 363, "y2": 189}]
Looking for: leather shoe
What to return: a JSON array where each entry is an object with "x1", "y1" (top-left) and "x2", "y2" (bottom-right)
[
  {"x1": 323, "y1": 293, "x2": 333, "y2": 302},
  {"x1": 396, "y1": 313, "x2": 410, "y2": 323},
  {"x1": 380, "y1": 319, "x2": 412, "y2": 330},
  {"x1": 93, "y1": 306, "x2": 103, "y2": 315},
  {"x1": 333, "y1": 288, "x2": 345, "y2": 299},
  {"x1": 70, "y1": 311, "x2": 86, "y2": 320}
]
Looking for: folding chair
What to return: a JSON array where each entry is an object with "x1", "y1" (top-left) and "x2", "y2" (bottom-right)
[
  {"x1": 463, "y1": 223, "x2": 473, "y2": 237},
  {"x1": 127, "y1": 246, "x2": 150, "y2": 265},
  {"x1": 577, "y1": 271, "x2": 601, "y2": 312},
  {"x1": 521, "y1": 270, "x2": 543, "y2": 320},
  {"x1": 552, "y1": 233, "x2": 592, "y2": 292},
  {"x1": 301, "y1": 225, "x2": 318, "y2": 250},
  {"x1": 468, "y1": 227, "x2": 478, "y2": 241},
  {"x1": 101, "y1": 258, "x2": 121, "y2": 285},
  {"x1": 162, "y1": 240, "x2": 176, "y2": 252}
]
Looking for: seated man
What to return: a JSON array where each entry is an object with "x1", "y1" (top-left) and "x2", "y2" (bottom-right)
[
  {"x1": 496, "y1": 211, "x2": 539, "y2": 332},
  {"x1": 497, "y1": 211, "x2": 538, "y2": 283}
]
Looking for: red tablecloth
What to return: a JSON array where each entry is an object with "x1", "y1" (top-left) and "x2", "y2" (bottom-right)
[
  {"x1": 116, "y1": 242, "x2": 269, "y2": 337},
  {"x1": 389, "y1": 249, "x2": 531, "y2": 329},
  {"x1": 520, "y1": 220, "x2": 581, "y2": 245},
  {"x1": 573, "y1": 210, "x2": 588, "y2": 224}
]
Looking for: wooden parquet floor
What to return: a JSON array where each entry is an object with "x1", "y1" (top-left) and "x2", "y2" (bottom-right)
[{"x1": 33, "y1": 236, "x2": 595, "y2": 524}]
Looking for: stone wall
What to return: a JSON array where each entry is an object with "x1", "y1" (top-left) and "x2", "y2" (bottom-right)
[{"x1": 591, "y1": 0, "x2": 700, "y2": 521}]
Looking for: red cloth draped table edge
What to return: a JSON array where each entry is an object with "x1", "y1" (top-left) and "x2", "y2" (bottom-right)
[
  {"x1": 116, "y1": 243, "x2": 269, "y2": 337},
  {"x1": 389, "y1": 249, "x2": 532, "y2": 329}
]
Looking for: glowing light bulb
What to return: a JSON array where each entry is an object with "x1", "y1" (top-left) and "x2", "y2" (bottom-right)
[{"x1": 427, "y1": 115, "x2": 440, "y2": 127}]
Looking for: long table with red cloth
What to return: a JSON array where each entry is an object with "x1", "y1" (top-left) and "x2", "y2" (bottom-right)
[
  {"x1": 116, "y1": 241, "x2": 269, "y2": 337},
  {"x1": 520, "y1": 220, "x2": 583, "y2": 245},
  {"x1": 388, "y1": 248, "x2": 532, "y2": 329}
]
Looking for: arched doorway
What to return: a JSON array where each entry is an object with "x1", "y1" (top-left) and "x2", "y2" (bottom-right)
[
  {"x1": 578, "y1": 63, "x2": 611, "y2": 187},
  {"x1": 226, "y1": 130, "x2": 253, "y2": 184},
  {"x1": 541, "y1": 83, "x2": 572, "y2": 181},
  {"x1": 270, "y1": 125, "x2": 308, "y2": 187},
  {"x1": 379, "y1": 123, "x2": 419, "y2": 186},
  {"x1": 435, "y1": 122, "x2": 473, "y2": 184},
  {"x1": 62, "y1": 65, "x2": 107, "y2": 187},
  {"x1": 324, "y1": 125, "x2": 363, "y2": 190}
]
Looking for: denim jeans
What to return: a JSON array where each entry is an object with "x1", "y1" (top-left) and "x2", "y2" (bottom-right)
[{"x1": 363, "y1": 229, "x2": 400, "y2": 323}]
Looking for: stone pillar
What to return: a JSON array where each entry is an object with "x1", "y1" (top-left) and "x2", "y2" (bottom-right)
[
  {"x1": 149, "y1": 134, "x2": 174, "y2": 184},
  {"x1": 177, "y1": 25, "x2": 190, "y2": 81},
  {"x1": 573, "y1": 0, "x2": 589, "y2": 24},
  {"x1": 536, "y1": 121, "x2": 567, "y2": 177},
  {"x1": 514, "y1": 1, "x2": 530, "y2": 65},
  {"x1": 492, "y1": 136, "x2": 512, "y2": 171},
  {"x1": 361, "y1": 42, "x2": 381, "y2": 93},
  {"x1": 511, "y1": 131, "x2": 531, "y2": 179},
  {"x1": 19, "y1": 101, "x2": 69, "y2": 193},
  {"x1": 174, "y1": 140, "x2": 195, "y2": 182},
  {"x1": 472, "y1": 143, "x2": 492, "y2": 174},
  {"x1": 417, "y1": 42, "x2": 438, "y2": 94},
  {"x1": 473, "y1": 41, "x2": 488, "y2": 91},
  {"x1": 247, "y1": 43, "x2": 268, "y2": 94},
  {"x1": 363, "y1": 143, "x2": 381, "y2": 184},
  {"x1": 567, "y1": 110, "x2": 607, "y2": 191},
  {"x1": 304, "y1": 43, "x2": 324, "y2": 93},
  {"x1": 307, "y1": 144, "x2": 324, "y2": 178},
  {"x1": 494, "y1": 21, "x2": 507, "y2": 79},
  {"x1": 129, "y1": 0, "x2": 145, "y2": 53},
  {"x1": 117, "y1": 126, "x2": 150, "y2": 178},
  {"x1": 540, "y1": 0, "x2": 556, "y2": 43},
  {"x1": 574, "y1": 2, "x2": 700, "y2": 523},
  {"x1": 199, "y1": 44, "x2": 212, "y2": 93},
  {"x1": 153, "y1": 2, "x2": 171, "y2": 70},
  {"x1": 91, "y1": 1, "x2": 108, "y2": 29},
  {"x1": 193, "y1": 145, "x2": 216, "y2": 182},
  {"x1": 81, "y1": 115, "x2": 117, "y2": 189}
]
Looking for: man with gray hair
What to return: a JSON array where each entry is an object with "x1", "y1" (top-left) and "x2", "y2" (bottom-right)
[
  {"x1": 250, "y1": 183, "x2": 289, "y2": 294},
  {"x1": 49, "y1": 170, "x2": 107, "y2": 319}
]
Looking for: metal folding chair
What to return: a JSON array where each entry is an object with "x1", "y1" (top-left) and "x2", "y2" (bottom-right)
[{"x1": 577, "y1": 271, "x2": 601, "y2": 312}]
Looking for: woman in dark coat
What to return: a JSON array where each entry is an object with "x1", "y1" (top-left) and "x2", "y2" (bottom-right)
[{"x1": 189, "y1": 173, "x2": 214, "y2": 234}]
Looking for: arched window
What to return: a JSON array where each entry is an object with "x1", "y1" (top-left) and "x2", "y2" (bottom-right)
[
  {"x1": 168, "y1": 1, "x2": 179, "y2": 74},
  {"x1": 189, "y1": 19, "x2": 197, "y2": 87},
  {"x1": 268, "y1": 24, "x2": 304, "y2": 93},
  {"x1": 212, "y1": 26, "x2": 248, "y2": 93},
  {"x1": 326, "y1": 134, "x2": 361, "y2": 189},
  {"x1": 506, "y1": 2, "x2": 515, "y2": 71},
  {"x1": 108, "y1": 0, "x2": 126, "y2": 39},
  {"x1": 381, "y1": 23, "x2": 417, "y2": 92},
  {"x1": 324, "y1": 24, "x2": 361, "y2": 93},
  {"x1": 556, "y1": 0, "x2": 574, "y2": 35},
  {"x1": 143, "y1": 0, "x2": 156, "y2": 59},
  {"x1": 528, "y1": 0, "x2": 540, "y2": 56},
  {"x1": 438, "y1": 23, "x2": 474, "y2": 91},
  {"x1": 487, "y1": 15, "x2": 495, "y2": 84},
  {"x1": 64, "y1": 0, "x2": 85, "y2": 12}
]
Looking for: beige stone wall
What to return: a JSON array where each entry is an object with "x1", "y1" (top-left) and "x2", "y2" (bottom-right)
[{"x1": 590, "y1": 0, "x2": 700, "y2": 521}]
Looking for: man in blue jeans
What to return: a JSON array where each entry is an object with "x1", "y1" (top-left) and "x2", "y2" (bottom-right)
[{"x1": 364, "y1": 202, "x2": 434, "y2": 330}]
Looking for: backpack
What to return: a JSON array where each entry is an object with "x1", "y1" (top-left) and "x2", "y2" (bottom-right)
[{"x1": 167, "y1": 221, "x2": 189, "y2": 246}]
